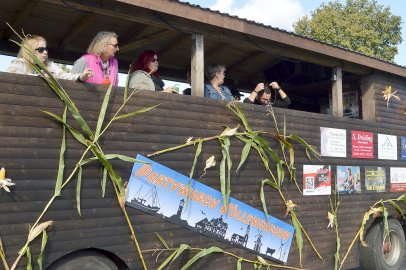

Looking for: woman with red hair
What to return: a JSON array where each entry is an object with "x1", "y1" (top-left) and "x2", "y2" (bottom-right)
[{"x1": 129, "y1": 50, "x2": 175, "y2": 92}]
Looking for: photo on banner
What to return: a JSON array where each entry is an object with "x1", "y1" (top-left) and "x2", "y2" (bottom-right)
[
  {"x1": 320, "y1": 127, "x2": 346, "y2": 157},
  {"x1": 365, "y1": 166, "x2": 386, "y2": 193},
  {"x1": 378, "y1": 134, "x2": 397, "y2": 160},
  {"x1": 351, "y1": 130, "x2": 373, "y2": 159},
  {"x1": 401, "y1": 137, "x2": 406, "y2": 161},
  {"x1": 390, "y1": 167, "x2": 406, "y2": 192},
  {"x1": 303, "y1": 165, "x2": 331, "y2": 195},
  {"x1": 125, "y1": 155, "x2": 295, "y2": 264},
  {"x1": 336, "y1": 166, "x2": 361, "y2": 194}
]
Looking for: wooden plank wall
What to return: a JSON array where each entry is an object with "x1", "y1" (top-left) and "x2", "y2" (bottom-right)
[{"x1": 0, "y1": 72, "x2": 405, "y2": 270}]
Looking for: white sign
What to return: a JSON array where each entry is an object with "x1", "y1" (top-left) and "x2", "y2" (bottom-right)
[
  {"x1": 378, "y1": 134, "x2": 397, "y2": 160},
  {"x1": 390, "y1": 167, "x2": 406, "y2": 192},
  {"x1": 320, "y1": 127, "x2": 346, "y2": 157}
]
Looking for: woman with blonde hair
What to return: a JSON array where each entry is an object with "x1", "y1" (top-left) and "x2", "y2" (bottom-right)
[
  {"x1": 8, "y1": 35, "x2": 92, "y2": 81},
  {"x1": 72, "y1": 31, "x2": 119, "y2": 86}
]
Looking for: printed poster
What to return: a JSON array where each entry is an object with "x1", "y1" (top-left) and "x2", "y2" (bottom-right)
[
  {"x1": 365, "y1": 166, "x2": 386, "y2": 192},
  {"x1": 126, "y1": 155, "x2": 294, "y2": 263},
  {"x1": 390, "y1": 167, "x2": 406, "y2": 192},
  {"x1": 320, "y1": 127, "x2": 346, "y2": 157},
  {"x1": 336, "y1": 166, "x2": 361, "y2": 194},
  {"x1": 303, "y1": 165, "x2": 331, "y2": 195},
  {"x1": 351, "y1": 131, "x2": 373, "y2": 159},
  {"x1": 378, "y1": 134, "x2": 397, "y2": 160},
  {"x1": 401, "y1": 137, "x2": 406, "y2": 161}
]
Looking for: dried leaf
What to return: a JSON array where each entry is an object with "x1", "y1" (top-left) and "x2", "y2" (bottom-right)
[
  {"x1": 201, "y1": 155, "x2": 216, "y2": 178},
  {"x1": 186, "y1": 137, "x2": 193, "y2": 143},
  {"x1": 327, "y1": 212, "x2": 335, "y2": 229},
  {"x1": 257, "y1": 255, "x2": 269, "y2": 265},
  {"x1": 28, "y1": 221, "x2": 53, "y2": 243},
  {"x1": 285, "y1": 200, "x2": 297, "y2": 218},
  {"x1": 220, "y1": 125, "x2": 239, "y2": 137},
  {"x1": 0, "y1": 178, "x2": 15, "y2": 193},
  {"x1": 0, "y1": 168, "x2": 5, "y2": 180}
]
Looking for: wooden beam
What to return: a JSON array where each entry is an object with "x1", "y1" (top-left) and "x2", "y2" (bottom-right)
[
  {"x1": 227, "y1": 51, "x2": 264, "y2": 73},
  {"x1": 158, "y1": 34, "x2": 187, "y2": 57},
  {"x1": 191, "y1": 34, "x2": 204, "y2": 97},
  {"x1": 1, "y1": 0, "x2": 40, "y2": 39},
  {"x1": 58, "y1": 13, "x2": 97, "y2": 50},
  {"x1": 331, "y1": 67, "x2": 343, "y2": 117},
  {"x1": 119, "y1": 29, "x2": 172, "y2": 53}
]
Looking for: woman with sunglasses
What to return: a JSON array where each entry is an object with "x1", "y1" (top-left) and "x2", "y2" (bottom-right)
[
  {"x1": 129, "y1": 50, "x2": 176, "y2": 93},
  {"x1": 8, "y1": 35, "x2": 92, "y2": 81},
  {"x1": 71, "y1": 31, "x2": 119, "y2": 86},
  {"x1": 204, "y1": 63, "x2": 233, "y2": 101}
]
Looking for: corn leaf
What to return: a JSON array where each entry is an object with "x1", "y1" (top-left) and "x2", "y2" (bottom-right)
[
  {"x1": 157, "y1": 249, "x2": 177, "y2": 270},
  {"x1": 276, "y1": 161, "x2": 285, "y2": 187},
  {"x1": 80, "y1": 154, "x2": 144, "y2": 166},
  {"x1": 26, "y1": 246, "x2": 32, "y2": 270},
  {"x1": 359, "y1": 211, "x2": 373, "y2": 247},
  {"x1": 40, "y1": 110, "x2": 87, "y2": 146},
  {"x1": 260, "y1": 179, "x2": 278, "y2": 219},
  {"x1": 291, "y1": 214, "x2": 303, "y2": 267},
  {"x1": 226, "y1": 103, "x2": 252, "y2": 132},
  {"x1": 189, "y1": 140, "x2": 202, "y2": 179},
  {"x1": 388, "y1": 200, "x2": 404, "y2": 216},
  {"x1": 290, "y1": 134, "x2": 321, "y2": 160},
  {"x1": 155, "y1": 233, "x2": 169, "y2": 249},
  {"x1": 382, "y1": 203, "x2": 389, "y2": 238},
  {"x1": 236, "y1": 139, "x2": 252, "y2": 172},
  {"x1": 76, "y1": 166, "x2": 83, "y2": 216},
  {"x1": 95, "y1": 83, "x2": 113, "y2": 139},
  {"x1": 55, "y1": 106, "x2": 67, "y2": 196},
  {"x1": 0, "y1": 237, "x2": 8, "y2": 270},
  {"x1": 101, "y1": 167, "x2": 107, "y2": 198},
  {"x1": 236, "y1": 258, "x2": 243, "y2": 270},
  {"x1": 180, "y1": 246, "x2": 223, "y2": 270},
  {"x1": 112, "y1": 105, "x2": 159, "y2": 121},
  {"x1": 37, "y1": 231, "x2": 48, "y2": 270},
  {"x1": 124, "y1": 68, "x2": 131, "y2": 103}
]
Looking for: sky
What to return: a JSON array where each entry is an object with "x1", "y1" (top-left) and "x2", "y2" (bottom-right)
[
  {"x1": 0, "y1": 0, "x2": 405, "y2": 85},
  {"x1": 181, "y1": 0, "x2": 406, "y2": 66}
]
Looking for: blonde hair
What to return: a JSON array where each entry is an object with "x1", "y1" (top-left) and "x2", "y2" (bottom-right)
[
  {"x1": 87, "y1": 31, "x2": 118, "y2": 56},
  {"x1": 17, "y1": 35, "x2": 47, "y2": 73}
]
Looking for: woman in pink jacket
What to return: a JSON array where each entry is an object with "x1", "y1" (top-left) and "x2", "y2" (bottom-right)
[{"x1": 72, "y1": 31, "x2": 119, "y2": 86}]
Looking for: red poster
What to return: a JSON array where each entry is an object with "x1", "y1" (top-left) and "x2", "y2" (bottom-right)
[{"x1": 352, "y1": 131, "x2": 373, "y2": 159}]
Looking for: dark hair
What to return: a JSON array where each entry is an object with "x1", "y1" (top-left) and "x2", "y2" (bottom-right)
[
  {"x1": 206, "y1": 63, "x2": 225, "y2": 80},
  {"x1": 256, "y1": 84, "x2": 272, "y2": 96},
  {"x1": 130, "y1": 50, "x2": 159, "y2": 75}
]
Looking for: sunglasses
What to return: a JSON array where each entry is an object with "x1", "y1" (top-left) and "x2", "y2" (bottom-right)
[
  {"x1": 152, "y1": 58, "x2": 159, "y2": 63},
  {"x1": 35, "y1": 47, "x2": 48, "y2": 53}
]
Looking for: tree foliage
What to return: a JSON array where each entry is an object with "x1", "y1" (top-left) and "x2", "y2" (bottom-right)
[{"x1": 293, "y1": 0, "x2": 402, "y2": 62}]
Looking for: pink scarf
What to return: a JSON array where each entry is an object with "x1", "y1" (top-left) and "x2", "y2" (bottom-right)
[{"x1": 82, "y1": 54, "x2": 118, "y2": 86}]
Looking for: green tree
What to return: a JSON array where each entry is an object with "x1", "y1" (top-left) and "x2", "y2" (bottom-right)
[{"x1": 293, "y1": 0, "x2": 402, "y2": 62}]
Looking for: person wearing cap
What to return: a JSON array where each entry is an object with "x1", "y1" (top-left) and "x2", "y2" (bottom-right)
[{"x1": 243, "y1": 82, "x2": 291, "y2": 108}]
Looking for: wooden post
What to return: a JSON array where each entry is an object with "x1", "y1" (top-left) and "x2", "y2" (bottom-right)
[
  {"x1": 361, "y1": 75, "x2": 375, "y2": 121},
  {"x1": 331, "y1": 67, "x2": 343, "y2": 117},
  {"x1": 191, "y1": 34, "x2": 204, "y2": 97}
]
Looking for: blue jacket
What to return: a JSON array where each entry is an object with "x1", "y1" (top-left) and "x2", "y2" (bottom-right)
[{"x1": 204, "y1": 83, "x2": 233, "y2": 101}]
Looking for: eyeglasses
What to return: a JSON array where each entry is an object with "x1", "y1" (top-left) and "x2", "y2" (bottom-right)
[
  {"x1": 109, "y1": 43, "x2": 119, "y2": 48},
  {"x1": 152, "y1": 58, "x2": 159, "y2": 63},
  {"x1": 35, "y1": 47, "x2": 48, "y2": 53}
]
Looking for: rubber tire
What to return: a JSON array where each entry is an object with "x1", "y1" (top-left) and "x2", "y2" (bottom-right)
[
  {"x1": 47, "y1": 250, "x2": 118, "y2": 270},
  {"x1": 360, "y1": 219, "x2": 406, "y2": 270}
]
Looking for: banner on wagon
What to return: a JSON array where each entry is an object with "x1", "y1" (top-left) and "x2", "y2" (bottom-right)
[{"x1": 125, "y1": 155, "x2": 294, "y2": 264}]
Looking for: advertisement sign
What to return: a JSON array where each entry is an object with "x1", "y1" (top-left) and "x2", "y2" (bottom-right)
[
  {"x1": 126, "y1": 155, "x2": 294, "y2": 263},
  {"x1": 336, "y1": 166, "x2": 361, "y2": 194},
  {"x1": 303, "y1": 165, "x2": 331, "y2": 195},
  {"x1": 351, "y1": 131, "x2": 373, "y2": 159},
  {"x1": 365, "y1": 166, "x2": 386, "y2": 192},
  {"x1": 320, "y1": 127, "x2": 346, "y2": 157},
  {"x1": 378, "y1": 134, "x2": 397, "y2": 160},
  {"x1": 390, "y1": 167, "x2": 406, "y2": 192},
  {"x1": 401, "y1": 137, "x2": 406, "y2": 161}
]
